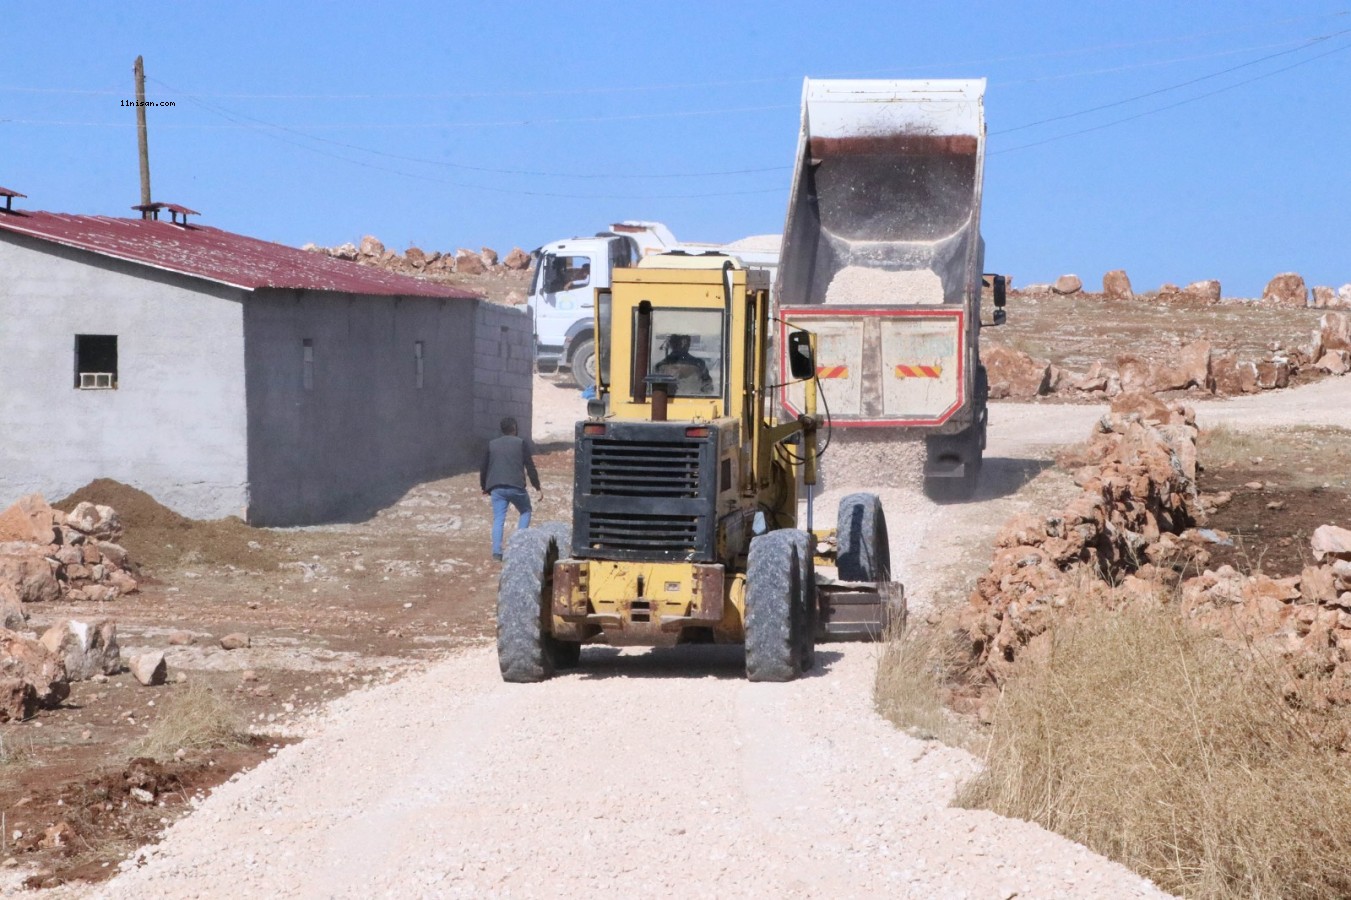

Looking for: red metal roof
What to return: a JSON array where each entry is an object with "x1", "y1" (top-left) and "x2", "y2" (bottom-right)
[{"x1": 0, "y1": 210, "x2": 480, "y2": 300}]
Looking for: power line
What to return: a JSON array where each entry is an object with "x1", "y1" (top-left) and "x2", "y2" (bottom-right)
[
  {"x1": 993, "y1": 27, "x2": 1351, "y2": 135},
  {"x1": 991, "y1": 37, "x2": 1351, "y2": 155}
]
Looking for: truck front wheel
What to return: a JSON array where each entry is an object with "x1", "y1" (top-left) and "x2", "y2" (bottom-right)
[
  {"x1": 569, "y1": 336, "x2": 597, "y2": 391},
  {"x1": 497, "y1": 528, "x2": 568, "y2": 683},
  {"x1": 745, "y1": 530, "x2": 806, "y2": 682}
]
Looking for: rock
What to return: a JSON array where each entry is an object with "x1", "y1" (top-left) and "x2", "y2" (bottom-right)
[
  {"x1": 300, "y1": 242, "x2": 320, "y2": 253},
  {"x1": 502, "y1": 247, "x2": 532, "y2": 270},
  {"x1": 65, "y1": 502, "x2": 121, "y2": 540},
  {"x1": 504, "y1": 290, "x2": 526, "y2": 306},
  {"x1": 1336, "y1": 284, "x2": 1351, "y2": 309},
  {"x1": 357, "y1": 235, "x2": 385, "y2": 259},
  {"x1": 330, "y1": 242, "x2": 358, "y2": 261},
  {"x1": 0, "y1": 628, "x2": 69, "y2": 721},
  {"x1": 1071, "y1": 361, "x2": 1112, "y2": 393},
  {"x1": 1183, "y1": 280, "x2": 1221, "y2": 304},
  {"x1": 108, "y1": 570, "x2": 139, "y2": 595},
  {"x1": 1236, "y1": 360, "x2": 1259, "y2": 394},
  {"x1": 1149, "y1": 340, "x2": 1212, "y2": 393},
  {"x1": 982, "y1": 346, "x2": 1051, "y2": 399},
  {"x1": 37, "y1": 822, "x2": 75, "y2": 850},
  {"x1": 1312, "y1": 285, "x2": 1336, "y2": 308},
  {"x1": 479, "y1": 247, "x2": 499, "y2": 267},
  {"x1": 129, "y1": 787, "x2": 154, "y2": 805},
  {"x1": 0, "y1": 584, "x2": 23, "y2": 630},
  {"x1": 1300, "y1": 565, "x2": 1338, "y2": 603},
  {"x1": 1311, "y1": 525, "x2": 1351, "y2": 561},
  {"x1": 1052, "y1": 273, "x2": 1082, "y2": 295},
  {"x1": 220, "y1": 633, "x2": 250, "y2": 651},
  {"x1": 1102, "y1": 269, "x2": 1133, "y2": 301},
  {"x1": 0, "y1": 494, "x2": 59, "y2": 544},
  {"x1": 1116, "y1": 354, "x2": 1152, "y2": 393},
  {"x1": 404, "y1": 246, "x2": 427, "y2": 270},
  {"x1": 129, "y1": 651, "x2": 166, "y2": 686},
  {"x1": 1255, "y1": 359, "x2": 1290, "y2": 390},
  {"x1": 454, "y1": 249, "x2": 486, "y2": 275},
  {"x1": 167, "y1": 631, "x2": 195, "y2": 646},
  {"x1": 0, "y1": 550, "x2": 60, "y2": 604},
  {"x1": 1320, "y1": 312, "x2": 1350, "y2": 353},
  {"x1": 39, "y1": 620, "x2": 120, "y2": 680},
  {"x1": 1109, "y1": 390, "x2": 1172, "y2": 425},
  {"x1": 1263, "y1": 272, "x2": 1308, "y2": 307},
  {"x1": 1315, "y1": 350, "x2": 1350, "y2": 375}
]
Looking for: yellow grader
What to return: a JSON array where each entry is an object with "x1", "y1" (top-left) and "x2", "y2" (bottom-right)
[{"x1": 497, "y1": 254, "x2": 900, "y2": 682}]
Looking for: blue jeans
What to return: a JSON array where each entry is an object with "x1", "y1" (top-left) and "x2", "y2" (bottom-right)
[{"x1": 490, "y1": 486, "x2": 533, "y2": 556}]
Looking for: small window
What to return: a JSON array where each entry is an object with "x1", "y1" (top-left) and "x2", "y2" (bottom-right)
[
  {"x1": 75, "y1": 334, "x2": 118, "y2": 389},
  {"x1": 414, "y1": 340, "x2": 425, "y2": 389},
  {"x1": 542, "y1": 254, "x2": 592, "y2": 294},
  {"x1": 302, "y1": 338, "x2": 314, "y2": 391},
  {"x1": 644, "y1": 309, "x2": 724, "y2": 398}
]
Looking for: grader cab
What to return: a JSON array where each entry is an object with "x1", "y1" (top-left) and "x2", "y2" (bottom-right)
[{"x1": 497, "y1": 254, "x2": 902, "y2": 683}]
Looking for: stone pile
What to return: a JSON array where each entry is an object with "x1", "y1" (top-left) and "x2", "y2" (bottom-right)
[
  {"x1": 960, "y1": 392, "x2": 1204, "y2": 689},
  {"x1": 984, "y1": 311, "x2": 1351, "y2": 400},
  {"x1": 1180, "y1": 525, "x2": 1351, "y2": 696},
  {"x1": 304, "y1": 236, "x2": 532, "y2": 279},
  {"x1": 0, "y1": 494, "x2": 140, "y2": 624}
]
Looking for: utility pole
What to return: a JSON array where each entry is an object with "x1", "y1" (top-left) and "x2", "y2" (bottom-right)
[{"x1": 134, "y1": 55, "x2": 152, "y2": 216}]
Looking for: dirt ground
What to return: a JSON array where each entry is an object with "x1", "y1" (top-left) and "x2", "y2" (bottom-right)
[{"x1": 1, "y1": 288, "x2": 1347, "y2": 891}]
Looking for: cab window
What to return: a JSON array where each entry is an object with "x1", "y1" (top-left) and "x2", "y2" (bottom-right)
[
  {"x1": 645, "y1": 308, "x2": 723, "y2": 398},
  {"x1": 543, "y1": 254, "x2": 592, "y2": 293}
]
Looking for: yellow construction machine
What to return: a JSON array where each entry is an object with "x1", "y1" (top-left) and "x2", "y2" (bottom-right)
[{"x1": 497, "y1": 253, "x2": 901, "y2": 683}]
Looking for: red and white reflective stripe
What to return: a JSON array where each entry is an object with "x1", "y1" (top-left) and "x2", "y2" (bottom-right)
[
  {"x1": 894, "y1": 364, "x2": 943, "y2": 378},
  {"x1": 815, "y1": 365, "x2": 850, "y2": 379}
]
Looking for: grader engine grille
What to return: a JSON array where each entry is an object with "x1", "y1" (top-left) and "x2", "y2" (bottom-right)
[
  {"x1": 573, "y1": 424, "x2": 718, "y2": 563},
  {"x1": 589, "y1": 439, "x2": 701, "y2": 497}
]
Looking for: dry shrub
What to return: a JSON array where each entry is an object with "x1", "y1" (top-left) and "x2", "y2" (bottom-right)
[
  {"x1": 958, "y1": 603, "x2": 1351, "y2": 899},
  {"x1": 874, "y1": 621, "x2": 974, "y2": 747},
  {"x1": 131, "y1": 681, "x2": 247, "y2": 760}
]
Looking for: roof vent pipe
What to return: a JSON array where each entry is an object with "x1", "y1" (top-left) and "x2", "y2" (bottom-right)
[{"x1": 0, "y1": 186, "x2": 26, "y2": 213}]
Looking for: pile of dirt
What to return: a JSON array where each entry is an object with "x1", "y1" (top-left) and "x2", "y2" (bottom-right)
[{"x1": 53, "y1": 480, "x2": 282, "y2": 574}]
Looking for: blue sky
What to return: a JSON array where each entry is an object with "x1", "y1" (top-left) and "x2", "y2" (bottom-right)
[{"x1": 4, "y1": 1, "x2": 1349, "y2": 297}]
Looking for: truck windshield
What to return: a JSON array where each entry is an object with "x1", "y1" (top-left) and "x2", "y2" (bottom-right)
[{"x1": 645, "y1": 308, "x2": 723, "y2": 399}]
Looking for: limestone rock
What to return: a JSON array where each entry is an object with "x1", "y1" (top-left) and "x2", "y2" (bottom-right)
[
  {"x1": 454, "y1": 249, "x2": 486, "y2": 275},
  {"x1": 358, "y1": 235, "x2": 385, "y2": 259},
  {"x1": 1052, "y1": 273, "x2": 1082, "y2": 295},
  {"x1": 1255, "y1": 359, "x2": 1290, "y2": 390},
  {"x1": 1149, "y1": 340, "x2": 1212, "y2": 393},
  {"x1": 1312, "y1": 285, "x2": 1337, "y2": 308},
  {"x1": 1183, "y1": 280, "x2": 1221, "y2": 304},
  {"x1": 330, "y1": 242, "x2": 358, "y2": 261},
  {"x1": 1263, "y1": 272, "x2": 1308, "y2": 307},
  {"x1": 1315, "y1": 350, "x2": 1350, "y2": 375},
  {"x1": 504, "y1": 290, "x2": 526, "y2": 306},
  {"x1": 404, "y1": 246, "x2": 427, "y2": 270},
  {"x1": 982, "y1": 345, "x2": 1051, "y2": 399},
  {"x1": 167, "y1": 631, "x2": 194, "y2": 646},
  {"x1": 129, "y1": 651, "x2": 167, "y2": 686},
  {"x1": 479, "y1": 247, "x2": 499, "y2": 267},
  {"x1": 95, "y1": 541, "x2": 129, "y2": 569},
  {"x1": 39, "y1": 619, "x2": 120, "y2": 680},
  {"x1": 65, "y1": 502, "x2": 121, "y2": 540},
  {"x1": 0, "y1": 550, "x2": 60, "y2": 604},
  {"x1": 1109, "y1": 390, "x2": 1171, "y2": 425},
  {"x1": 1311, "y1": 525, "x2": 1351, "y2": 561},
  {"x1": 0, "y1": 584, "x2": 23, "y2": 630},
  {"x1": 220, "y1": 633, "x2": 251, "y2": 651},
  {"x1": 0, "y1": 628, "x2": 68, "y2": 721},
  {"x1": 502, "y1": 247, "x2": 532, "y2": 270},
  {"x1": 1102, "y1": 269, "x2": 1133, "y2": 301},
  {"x1": 1116, "y1": 354, "x2": 1152, "y2": 393},
  {"x1": 1320, "y1": 312, "x2": 1350, "y2": 353},
  {"x1": 0, "y1": 494, "x2": 59, "y2": 544}
]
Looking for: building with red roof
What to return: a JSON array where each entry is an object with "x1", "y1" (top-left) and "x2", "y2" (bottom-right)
[{"x1": 0, "y1": 196, "x2": 532, "y2": 525}]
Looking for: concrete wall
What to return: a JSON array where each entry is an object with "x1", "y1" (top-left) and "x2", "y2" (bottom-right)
[
  {"x1": 243, "y1": 291, "x2": 532, "y2": 526},
  {"x1": 472, "y1": 303, "x2": 534, "y2": 445},
  {"x1": 0, "y1": 234, "x2": 249, "y2": 518}
]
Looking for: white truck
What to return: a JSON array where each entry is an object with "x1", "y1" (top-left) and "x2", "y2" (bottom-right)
[{"x1": 529, "y1": 221, "x2": 779, "y2": 389}]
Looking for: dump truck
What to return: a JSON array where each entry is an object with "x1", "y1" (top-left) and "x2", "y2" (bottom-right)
[
  {"x1": 496, "y1": 253, "x2": 900, "y2": 683},
  {"x1": 776, "y1": 79, "x2": 1006, "y2": 500}
]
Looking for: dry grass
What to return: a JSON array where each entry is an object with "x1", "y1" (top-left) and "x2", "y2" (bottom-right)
[
  {"x1": 130, "y1": 681, "x2": 247, "y2": 760},
  {"x1": 874, "y1": 621, "x2": 974, "y2": 747},
  {"x1": 957, "y1": 602, "x2": 1351, "y2": 900}
]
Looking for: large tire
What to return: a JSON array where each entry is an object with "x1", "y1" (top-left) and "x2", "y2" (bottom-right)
[
  {"x1": 532, "y1": 522, "x2": 581, "y2": 669},
  {"x1": 784, "y1": 529, "x2": 817, "y2": 672},
  {"x1": 497, "y1": 528, "x2": 561, "y2": 683},
  {"x1": 536, "y1": 521, "x2": 573, "y2": 558},
  {"x1": 836, "y1": 493, "x2": 891, "y2": 582},
  {"x1": 569, "y1": 336, "x2": 596, "y2": 391},
  {"x1": 745, "y1": 530, "x2": 804, "y2": 682}
]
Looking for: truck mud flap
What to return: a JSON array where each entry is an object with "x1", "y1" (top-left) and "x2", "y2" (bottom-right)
[{"x1": 816, "y1": 581, "x2": 905, "y2": 641}]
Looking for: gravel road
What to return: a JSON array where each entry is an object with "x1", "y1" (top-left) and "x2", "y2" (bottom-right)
[{"x1": 91, "y1": 376, "x2": 1350, "y2": 899}]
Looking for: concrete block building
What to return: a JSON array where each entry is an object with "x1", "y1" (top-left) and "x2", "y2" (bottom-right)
[{"x1": 0, "y1": 195, "x2": 532, "y2": 525}]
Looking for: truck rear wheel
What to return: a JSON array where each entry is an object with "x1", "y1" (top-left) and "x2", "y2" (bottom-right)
[
  {"x1": 497, "y1": 528, "x2": 566, "y2": 683},
  {"x1": 836, "y1": 493, "x2": 891, "y2": 582},
  {"x1": 745, "y1": 530, "x2": 805, "y2": 682},
  {"x1": 569, "y1": 336, "x2": 596, "y2": 391}
]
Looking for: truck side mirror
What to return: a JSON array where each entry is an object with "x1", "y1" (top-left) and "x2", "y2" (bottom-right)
[
  {"x1": 787, "y1": 330, "x2": 815, "y2": 380},
  {"x1": 983, "y1": 274, "x2": 1008, "y2": 326}
]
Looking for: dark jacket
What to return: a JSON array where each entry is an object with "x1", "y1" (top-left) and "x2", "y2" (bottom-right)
[{"x1": 481, "y1": 434, "x2": 541, "y2": 492}]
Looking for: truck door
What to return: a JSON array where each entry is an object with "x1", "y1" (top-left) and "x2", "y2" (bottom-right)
[{"x1": 533, "y1": 251, "x2": 599, "y2": 352}]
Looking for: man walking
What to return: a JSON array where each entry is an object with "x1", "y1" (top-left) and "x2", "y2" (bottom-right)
[{"x1": 481, "y1": 417, "x2": 542, "y2": 561}]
